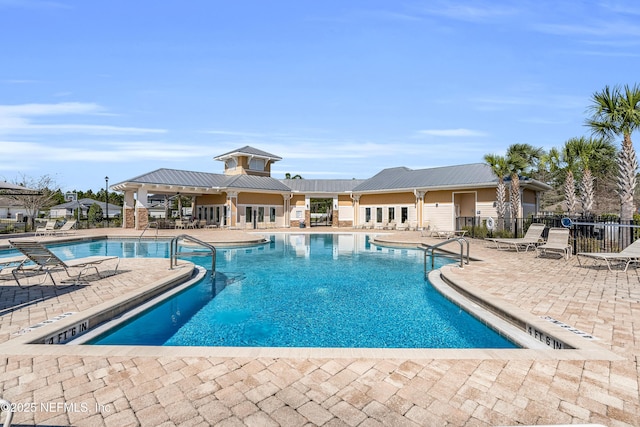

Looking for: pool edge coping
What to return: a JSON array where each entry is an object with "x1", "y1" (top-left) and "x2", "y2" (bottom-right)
[{"x1": 0, "y1": 237, "x2": 624, "y2": 361}]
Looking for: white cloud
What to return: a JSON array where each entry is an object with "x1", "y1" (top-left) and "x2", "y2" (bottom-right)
[
  {"x1": 0, "y1": 140, "x2": 203, "y2": 163},
  {"x1": 0, "y1": 102, "x2": 102, "y2": 116},
  {"x1": 0, "y1": 102, "x2": 166, "y2": 135}
]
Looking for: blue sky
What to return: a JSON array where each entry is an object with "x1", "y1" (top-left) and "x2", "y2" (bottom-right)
[{"x1": 1, "y1": 0, "x2": 639, "y2": 193}]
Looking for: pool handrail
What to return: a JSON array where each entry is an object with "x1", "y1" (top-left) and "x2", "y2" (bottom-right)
[
  {"x1": 422, "y1": 237, "x2": 470, "y2": 277},
  {"x1": 170, "y1": 234, "x2": 216, "y2": 277}
]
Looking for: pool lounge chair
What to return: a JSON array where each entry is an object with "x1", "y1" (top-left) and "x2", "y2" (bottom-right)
[
  {"x1": 487, "y1": 223, "x2": 546, "y2": 252},
  {"x1": 54, "y1": 219, "x2": 77, "y2": 236},
  {"x1": 8, "y1": 240, "x2": 120, "y2": 288},
  {"x1": 576, "y1": 238, "x2": 640, "y2": 272},
  {"x1": 34, "y1": 220, "x2": 57, "y2": 237},
  {"x1": 535, "y1": 228, "x2": 572, "y2": 259}
]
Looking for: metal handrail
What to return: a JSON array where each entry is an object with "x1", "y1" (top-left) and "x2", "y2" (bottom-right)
[
  {"x1": 170, "y1": 234, "x2": 216, "y2": 276},
  {"x1": 139, "y1": 221, "x2": 159, "y2": 240},
  {"x1": 423, "y1": 237, "x2": 469, "y2": 277}
]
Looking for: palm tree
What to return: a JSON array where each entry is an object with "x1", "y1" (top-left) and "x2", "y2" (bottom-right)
[
  {"x1": 483, "y1": 154, "x2": 509, "y2": 230},
  {"x1": 587, "y1": 84, "x2": 640, "y2": 237},
  {"x1": 505, "y1": 144, "x2": 544, "y2": 226}
]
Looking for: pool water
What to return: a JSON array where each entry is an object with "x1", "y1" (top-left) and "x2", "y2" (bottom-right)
[{"x1": 67, "y1": 233, "x2": 516, "y2": 349}]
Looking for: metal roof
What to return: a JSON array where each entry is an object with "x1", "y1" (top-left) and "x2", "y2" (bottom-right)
[
  {"x1": 353, "y1": 163, "x2": 499, "y2": 192},
  {"x1": 224, "y1": 175, "x2": 292, "y2": 192},
  {"x1": 115, "y1": 168, "x2": 226, "y2": 188},
  {"x1": 113, "y1": 168, "x2": 291, "y2": 193},
  {"x1": 113, "y1": 163, "x2": 551, "y2": 195},
  {"x1": 282, "y1": 179, "x2": 366, "y2": 193},
  {"x1": 213, "y1": 146, "x2": 282, "y2": 162}
]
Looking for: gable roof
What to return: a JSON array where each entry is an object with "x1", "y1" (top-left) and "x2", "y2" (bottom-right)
[
  {"x1": 213, "y1": 146, "x2": 282, "y2": 162},
  {"x1": 113, "y1": 162, "x2": 551, "y2": 195},
  {"x1": 352, "y1": 163, "x2": 551, "y2": 192},
  {"x1": 112, "y1": 168, "x2": 290, "y2": 193}
]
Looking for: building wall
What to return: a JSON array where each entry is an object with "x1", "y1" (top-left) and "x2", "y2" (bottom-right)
[{"x1": 238, "y1": 192, "x2": 282, "y2": 205}]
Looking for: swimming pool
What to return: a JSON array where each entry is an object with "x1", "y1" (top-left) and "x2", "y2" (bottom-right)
[{"x1": 54, "y1": 233, "x2": 516, "y2": 349}]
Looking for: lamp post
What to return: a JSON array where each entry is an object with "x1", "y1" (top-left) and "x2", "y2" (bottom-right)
[{"x1": 104, "y1": 176, "x2": 109, "y2": 227}]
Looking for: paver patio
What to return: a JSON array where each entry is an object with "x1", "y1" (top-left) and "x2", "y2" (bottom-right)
[{"x1": 0, "y1": 228, "x2": 638, "y2": 426}]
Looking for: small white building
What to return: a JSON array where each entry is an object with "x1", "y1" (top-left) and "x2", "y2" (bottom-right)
[{"x1": 49, "y1": 198, "x2": 121, "y2": 219}]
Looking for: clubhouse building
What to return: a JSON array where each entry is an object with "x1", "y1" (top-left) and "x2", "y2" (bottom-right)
[{"x1": 112, "y1": 146, "x2": 551, "y2": 231}]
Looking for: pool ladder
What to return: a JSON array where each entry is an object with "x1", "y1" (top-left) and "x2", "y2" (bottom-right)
[
  {"x1": 170, "y1": 234, "x2": 216, "y2": 277},
  {"x1": 139, "y1": 221, "x2": 159, "y2": 240},
  {"x1": 422, "y1": 237, "x2": 469, "y2": 277}
]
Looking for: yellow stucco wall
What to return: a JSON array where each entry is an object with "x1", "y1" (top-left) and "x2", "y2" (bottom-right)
[
  {"x1": 238, "y1": 192, "x2": 282, "y2": 205},
  {"x1": 291, "y1": 195, "x2": 306, "y2": 207},
  {"x1": 359, "y1": 192, "x2": 414, "y2": 205},
  {"x1": 338, "y1": 195, "x2": 352, "y2": 206},
  {"x1": 197, "y1": 194, "x2": 227, "y2": 204}
]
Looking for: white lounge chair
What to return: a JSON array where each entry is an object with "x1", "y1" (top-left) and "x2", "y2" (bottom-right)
[
  {"x1": 35, "y1": 220, "x2": 57, "y2": 237},
  {"x1": 487, "y1": 223, "x2": 546, "y2": 252},
  {"x1": 9, "y1": 240, "x2": 120, "y2": 288},
  {"x1": 54, "y1": 220, "x2": 77, "y2": 236},
  {"x1": 577, "y1": 238, "x2": 640, "y2": 272},
  {"x1": 536, "y1": 228, "x2": 572, "y2": 259}
]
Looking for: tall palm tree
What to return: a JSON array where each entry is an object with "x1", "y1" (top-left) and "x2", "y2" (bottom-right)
[
  {"x1": 506, "y1": 143, "x2": 545, "y2": 177},
  {"x1": 587, "y1": 84, "x2": 640, "y2": 230},
  {"x1": 505, "y1": 143, "x2": 544, "y2": 223},
  {"x1": 483, "y1": 153, "x2": 509, "y2": 229}
]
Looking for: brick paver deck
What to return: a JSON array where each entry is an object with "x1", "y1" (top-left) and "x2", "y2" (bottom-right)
[{"x1": 0, "y1": 228, "x2": 638, "y2": 426}]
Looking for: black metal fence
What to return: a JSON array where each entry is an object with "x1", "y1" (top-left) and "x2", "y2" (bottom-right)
[{"x1": 457, "y1": 215, "x2": 640, "y2": 254}]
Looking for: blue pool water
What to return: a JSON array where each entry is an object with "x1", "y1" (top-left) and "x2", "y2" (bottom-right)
[{"x1": 43, "y1": 233, "x2": 515, "y2": 349}]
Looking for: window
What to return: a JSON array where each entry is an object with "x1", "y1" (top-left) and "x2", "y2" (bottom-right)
[
  {"x1": 376, "y1": 208, "x2": 383, "y2": 223},
  {"x1": 245, "y1": 207, "x2": 252, "y2": 225},
  {"x1": 388, "y1": 207, "x2": 395, "y2": 221},
  {"x1": 249, "y1": 158, "x2": 265, "y2": 171},
  {"x1": 401, "y1": 207, "x2": 408, "y2": 223},
  {"x1": 225, "y1": 158, "x2": 237, "y2": 170},
  {"x1": 365, "y1": 208, "x2": 371, "y2": 222},
  {"x1": 270, "y1": 207, "x2": 276, "y2": 222},
  {"x1": 258, "y1": 207, "x2": 265, "y2": 222}
]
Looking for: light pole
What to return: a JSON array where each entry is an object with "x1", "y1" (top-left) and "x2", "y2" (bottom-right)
[{"x1": 104, "y1": 176, "x2": 109, "y2": 227}]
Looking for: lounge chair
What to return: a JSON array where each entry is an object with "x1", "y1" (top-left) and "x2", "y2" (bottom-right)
[
  {"x1": 396, "y1": 222, "x2": 409, "y2": 231},
  {"x1": 54, "y1": 220, "x2": 77, "y2": 236},
  {"x1": 535, "y1": 228, "x2": 572, "y2": 259},
  {"x1": 8, "y1": 240, "x2": 120, "y2": 288},
  {"x1": 487, "y1": 223, "x2": 546, "y2": 252},
  {"x1": 0, "y1": 255, "x2": 26, "y2": 281},
  {"x1": 576, "y1": 238, "x2": 640, "y2": 272},
  {"x1": 35, "y1": 220, "x2": 57, "y2": 237}
]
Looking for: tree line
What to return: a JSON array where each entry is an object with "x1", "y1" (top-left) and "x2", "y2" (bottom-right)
[{"x1": 484, "y1": 84, "x2": 640, "y2": 229}]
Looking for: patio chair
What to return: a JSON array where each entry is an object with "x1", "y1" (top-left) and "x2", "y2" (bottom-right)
[
  {"x1": 34, "y1": 220, "x2": 57, "y2": 237},
  {"x1": 8, "y1": 240, "x2": 120, "y2": 288},
  {"x1": 535, "y1": 228, "x2": 572, "y2": 259},
  {"x1": 174, "y1": 219, "x2": 186, "y2": 229},
  {"x1": 54, "y1": 219, "x2": 77, "y2": 236},
  {"x1": 576, "y1": 238, "x2": 640, "y2": 272},
  {"x1": 487, "y1": 223, "x2": 546, "y2": 252}
]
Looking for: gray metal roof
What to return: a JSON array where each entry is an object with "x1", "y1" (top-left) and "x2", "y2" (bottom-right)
[
  {"x1": 114, "y1": 168, "x2": 291, "y2": 192},
  {"x1": 113, "y1": 168, "x2": 228, "y2": 188},
  {"x1": 113, "y1": 162, "x2": 551, "y2": 195},
  {"x1": 282, "y1": 179, "x2": 366, "y2": 193},
  {"x1": 214, "y1": 146, "x2": 282, "y2": 161},
  {"x1": 353, "y1": 164, "x2": 498, "y2": 192},
  {"x1": 224, "y1": 175, "x2": 292, "y2": 192}
]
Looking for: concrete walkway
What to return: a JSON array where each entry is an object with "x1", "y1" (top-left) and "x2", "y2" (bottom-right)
[{"x1": 0, "y1": 228, "x2": 638, "y2": 426}]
